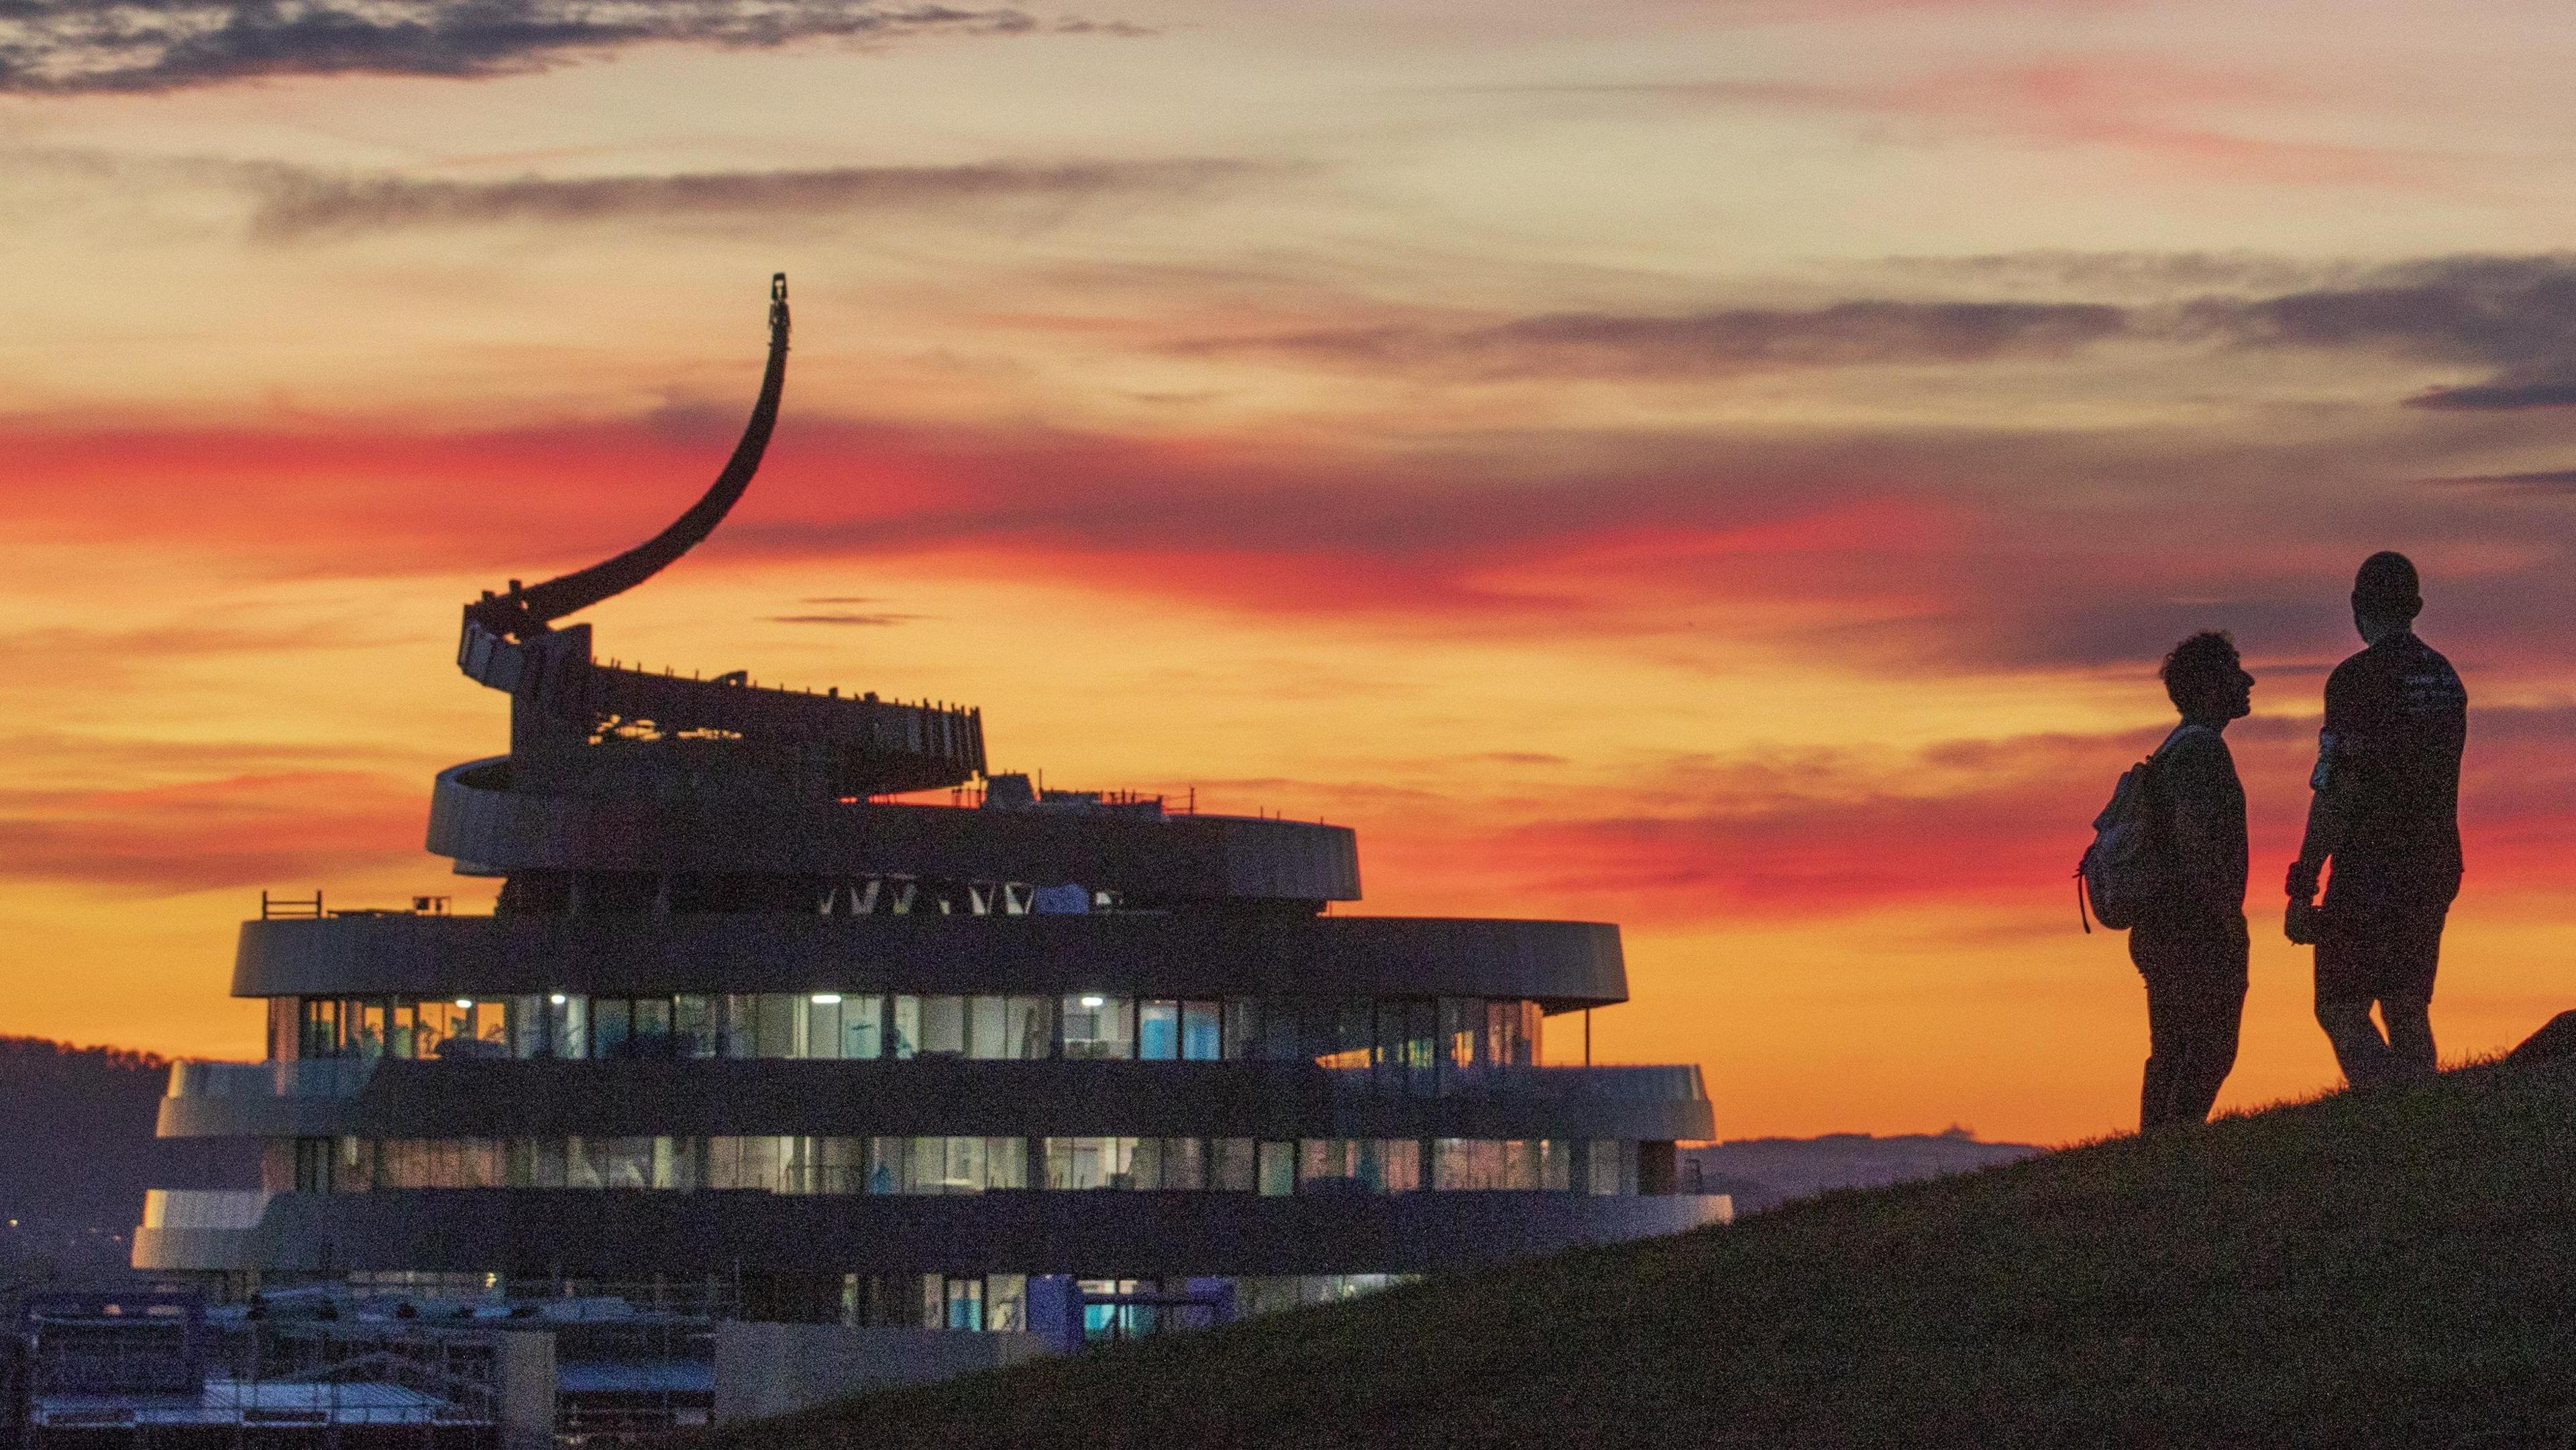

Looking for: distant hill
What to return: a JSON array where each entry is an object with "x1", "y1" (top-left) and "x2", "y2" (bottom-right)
[
  {"x1": 1683, "y1": 1129, "x2": 2041, "y2": 1213},
  {"x1": 726, "y1": 1057, "x2": 2576, "y2": 1449},
  {"x1": 0, "y1": 1036, "x2": 258, "y2": 1276}
]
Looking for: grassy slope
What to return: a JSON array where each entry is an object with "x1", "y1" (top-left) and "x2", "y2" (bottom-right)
[{"x1": 719, "y1": 1061, "x2": 2576, "y2": 1449}]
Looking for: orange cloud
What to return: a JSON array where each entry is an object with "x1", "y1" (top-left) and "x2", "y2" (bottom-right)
[{"x1": 0, "y1": 772, "x2": 426, "y2": 894}]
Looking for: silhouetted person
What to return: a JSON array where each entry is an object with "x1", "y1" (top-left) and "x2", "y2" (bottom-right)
[
  {"x1": 2134, "y1": 631, "x2": 2255, "y2": 1130},
  {"x1": 2286, "y1": 552, "x2": 2465, "y2": 1086}
]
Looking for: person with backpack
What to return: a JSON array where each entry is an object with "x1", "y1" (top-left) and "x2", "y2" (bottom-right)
[
  {"x1": 2096, "y1": 631, "x2": 2255, "y2": 1130},
  {"x1": 2284, "y1": 552, "x2": 2467, "y2": 1086}
]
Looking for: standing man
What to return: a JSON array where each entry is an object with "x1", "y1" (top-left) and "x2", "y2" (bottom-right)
[
  {"x1": 2135, "y1": 631, "x2": 2255, "y2": 1130},
  {"x1": 2286, "y1": 552, "x2": 2467, "y2": 1086}
]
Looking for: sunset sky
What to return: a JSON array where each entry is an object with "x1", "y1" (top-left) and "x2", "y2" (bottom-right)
[{"x1": 6, "y1": 0, "x2": 2576, "y2": 1143}]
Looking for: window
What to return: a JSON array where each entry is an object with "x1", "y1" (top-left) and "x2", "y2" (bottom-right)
[
  {"x1": 1044, "y1": 1137, "x2": 1139, "y2": 1190},
  {"x1": 986, "y1": 1274, "x2": 1028, "y2": 1333},
  {"x1": 1181, "y1": 1001, "x2": 1222, "y2": 1061},
  {"x1": 1138, "y1": 1000, "x2": 1179, "y2": 1060},
  {"x1": 1440, "y1": 998, "x2": 1483, "y2": 1083},
  {"x1": 943, "y1": 1277, "x2": 983, "y2": 1331},
  {"x1": 756, "y1": 995, "x2": 796, "y2": 1059},
  {"x1": 591, "y1": 999, "x2": 631, "y2": 1059},
  {"x1": 773, "y1": 1137, "x2": 861, "y2": 1194},
  {"x1": 355, "y1": 1004, "x2": 388, "y2": 1061},
  {"x1": 416, "y1": 1001, "x2": 472, "y2": 1059},
  {"x1": 1257, "y1": 1141, "x2": 1295, "y2": 1197},
  {"x1": 918, "y1": 996, "x2": 966, "y2": 1055},
  {"x1": 510, "y1": 996, "x2": 549, "y2": 1059},
  {"x1": 1127, "y1": 998, "x2": 1224, "y2": 1059},
  {"x1": 1434, "y1": 1139, "x2": 1504, "y2": 1190},
  {"x1": 1489, "y1": 1000, "x2": 1540, "y2": 1068},
  {"x1": 803, "y1": 995, "x2": 845, "y2": 1059},
  {"x1": 1061, "y1": 996, "x2": 1134, "y2": 1059},
  {"x1": 292, "y1": 1137, "x2": 332, "y2": 1192},
  {"x1": 890, "y1": 995, "x2": 922, "y2": 1059},
  {"x1": 1587, "y1": 1140, "x2": 1638, "y2": 1196},
  {"x1": 299, "y1": 999, "x2": 342, "y2": 1058},
  {"x1": 1320, "y1": 1002, "x2": 1373, "y2": 1070},
  {"x1": 1223, "y1": 1000, "x2": 1263, "y2": 1060},
  {"x1": 1209, "y1": 1138, "x2": 1256, "y2": 1192},
  {"x1": 674, "y1": 995, "x2": 716, "y2": 1058},
  {"x1": 1299, "y1": 1138, "x2": 1356, "y2": 1188},
  {"x1": 632, "y1": 998, "x2": 672, "y2": 1056},
  {"x1": 1539, "y1": 1138, "x2": 1573, "y2": 1191},
  {"x1": 1132, "y1": 1138, "x2": 1203, "y2": 1190},
  {"x1": 841, "y1": 994, "x2": 885, "y2": 1059},
  {"x1": 968, "y1": 995, "x2": 1049, "y2": 1059},
  {"x1": 548, "y1": 995, "x2": 588, "y2": 1059},
  {"x1": 1375, "y1": 1001, "x2": 1436, "y2": 1096},
  {"x1": 968, "y1": 996, "x2": 1007, "y2": 1059},
  {"x1": 1371, "y1": 1140, "x2": 1422, "y2": 1193},
  {"x1": 707, "y1": 1136, "x2": 786, "y2": 1192},
  {"x1": 718, "y1": 994, "x2": 761, "y2": 1057}
]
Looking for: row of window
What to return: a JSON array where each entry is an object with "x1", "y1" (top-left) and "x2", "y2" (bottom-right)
[
  {"x1": 859, "y1": 1273, "x2": 1413, "y2": 1337},
  {"x1": 339, "y1": 1270, "x2": 1418, "y2": 1334},
  {"x1": 280, "y1": 994, "x2": 1545, "y2": 1085},
  {"x1": 290, "y1": 1135, "x2": 1642, "y2": 1196}
]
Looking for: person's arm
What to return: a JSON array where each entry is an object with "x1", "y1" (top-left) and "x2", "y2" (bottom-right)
[{"x1": 2287, "y1": 675, "x2": 2362, "y2": 940}]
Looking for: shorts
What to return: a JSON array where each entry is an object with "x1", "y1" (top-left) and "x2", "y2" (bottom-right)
[{"x1": 2314, "y1": 898, "x2": 2450, "y2": 1008}]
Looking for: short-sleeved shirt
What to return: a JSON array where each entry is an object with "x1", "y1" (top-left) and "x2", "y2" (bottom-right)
[
  {"x1": 2150, "y1": 722, "x2": 2247, "y2": 931},
  {"x1": 2315, "y1": 631, "x2": 2466, "y2": 907}
]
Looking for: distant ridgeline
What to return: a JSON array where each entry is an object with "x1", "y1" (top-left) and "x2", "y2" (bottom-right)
[
  {"x1": 1683, "y1": 1130, "x2": 2040, "y2": 1214},
  {"x1": 0, "y1": 1037, "x2": 258, "y2": 1273}
]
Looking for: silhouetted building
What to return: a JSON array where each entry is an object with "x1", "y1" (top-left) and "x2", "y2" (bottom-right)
[{"x1": 129, "y1": 279, "x2": 1725, "y2": 1389}]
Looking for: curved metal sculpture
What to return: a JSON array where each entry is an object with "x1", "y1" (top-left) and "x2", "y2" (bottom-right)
[{"x1": 466, "y1": 274, "x2": 790, "y2": 642}]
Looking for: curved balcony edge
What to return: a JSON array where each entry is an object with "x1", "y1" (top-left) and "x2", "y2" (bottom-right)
[
  {"x1": 156, "y1": 1059, "x2": 1715, "y2": 1142},
  {"x1": 427, "y1": 758, "x2": 1362, "y2": 902},
  {"x1": 231, "y1": 911, "x2": 1629, "y2": 1006},
  {"x1": 133, "y1": 1187, "x2": 1733, "y2": 1277}
]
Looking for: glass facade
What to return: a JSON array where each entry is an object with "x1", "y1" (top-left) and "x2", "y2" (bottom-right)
[
  {"x1": 284, "y1": 991, "x2": 1548, "y2": 1084},
  {"x1": 303, "y1": 1135, "x2": 1634, "y2": 1196}
]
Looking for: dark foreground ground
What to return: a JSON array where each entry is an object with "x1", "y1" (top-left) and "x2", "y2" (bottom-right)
[{"x1": 708, "y1": 1058, "x2": 2576, "y2": 1449}]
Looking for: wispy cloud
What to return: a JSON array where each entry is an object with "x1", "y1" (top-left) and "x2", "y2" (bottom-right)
[
  {"x1": 0, "y1": 772, "x2": 424, "y2": 893},
  {"x1": 2181, "y1": 256, "x2": 2576, "y2": 410},
  {"x1": 1177, "y1": 300, "x2": 2128, "y2": 378},
  {"x1": 767, "y1": 611, "x2": 919, "y2": 625},
  {"x1": 2424, "y1": 468, "x2": 2576, "y2": 494},
  {"x1": 246, "y1": 158, "x2": 1260, "y2": 237},
  {"x1": 1359, "y1": 711, "x2": 2576, "y2": 927},
  {"x1": 0, "y1": 0, "x2": 1140, "y2": 95}
]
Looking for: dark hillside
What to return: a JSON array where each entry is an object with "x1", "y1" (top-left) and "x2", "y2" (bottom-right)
[
  {"x1": 721, "y1": 1059, "x2": 2576, "y2": 1449},
  {"x1": 0, "y1": 1036, "x2": 257, "y2": 1273},
  {"x1": 1684, "y1": 1129, "x2": 2041, "y2": 1212}
]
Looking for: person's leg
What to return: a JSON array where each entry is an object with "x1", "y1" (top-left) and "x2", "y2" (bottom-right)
[
  {"x1": 2314, "y1": 915, "x2": 2394, "y2": 1088},
  {"x1": 2133, "y1": 929, "x2": 2184, "y2": 1131},
  {"x1": 2381, "y1": 994, "x2": 2436, "y2": 1079},
  {"x1": 2172, "y1": 927, "x2": 2249, "y2": 1123},
  {"x1": 2316, "y1": 998, "x2": 2390, "y2": 1087},
  {"x1": 2378, "y1": 904, "x2": 2449, "y2": 1080}
]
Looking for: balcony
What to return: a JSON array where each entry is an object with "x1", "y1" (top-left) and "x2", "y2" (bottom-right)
[
  {"x1": 158, "y1": 1059, "x2": 376, "y2": 1139},
  {"x1": 166, "y1": 1059, "x2": 376, "y2": 1100},
  {"x1": 140, "y1": 1189, "x2": 272, "y2": 1230}
]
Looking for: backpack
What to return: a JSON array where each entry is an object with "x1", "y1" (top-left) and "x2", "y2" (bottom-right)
[{"x1": 2074, "y1": 726, "x2": 2196, "y2": 933}]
